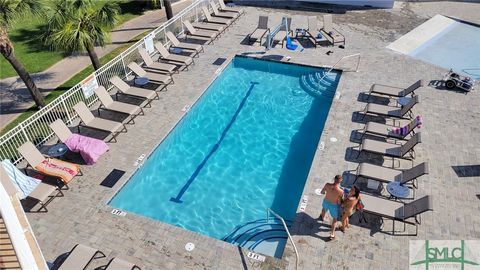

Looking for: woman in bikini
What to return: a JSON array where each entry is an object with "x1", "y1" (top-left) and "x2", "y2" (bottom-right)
[{"x1": 340, "y1": 186, "x2": 360, "y2": 232}]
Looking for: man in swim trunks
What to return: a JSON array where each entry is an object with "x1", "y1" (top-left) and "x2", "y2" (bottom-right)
[{"x1": 319, "y1": 175, "x2": 344, "y2": 239}]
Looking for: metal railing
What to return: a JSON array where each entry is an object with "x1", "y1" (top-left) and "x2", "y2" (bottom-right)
[
  {"x1": 266, "y1": 17, "x2": 290, "y2": 50},
  {"x1": 266, "y1": 208, "x2": 299, "y2": 270},
  {"x1": 317, "y1": 53, "x2": 360, "y2": 89},
  {"x1": 0, "y1": 0, "x2": 218, "y2": 164}
]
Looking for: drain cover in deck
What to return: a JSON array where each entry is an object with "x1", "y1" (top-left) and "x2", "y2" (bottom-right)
[
  {"x1": 100, "y1": 169, "x2": 125, "y2": 188},
  {"x1": 212, "y1": 58, "x2": 227, "y2": 65}
]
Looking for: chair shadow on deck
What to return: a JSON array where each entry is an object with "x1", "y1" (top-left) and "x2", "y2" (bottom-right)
[{"x1": 452, "y1": 165, "x2": 480, "y2": 177}]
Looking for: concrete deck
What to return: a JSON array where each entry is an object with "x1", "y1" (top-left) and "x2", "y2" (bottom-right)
[{"x1": 21, "y1": 1, "x2": 480, "y2": 269}]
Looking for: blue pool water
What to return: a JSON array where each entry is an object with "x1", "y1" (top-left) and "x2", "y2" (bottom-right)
[
  {"x1": 109, "y1": 56, "x2": 341, "y2": 257},
  {"x1": 409, "y1": 21, "x2": 480, "y2": 79}
]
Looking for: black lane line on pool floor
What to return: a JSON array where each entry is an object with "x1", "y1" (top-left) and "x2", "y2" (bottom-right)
[{"x1": 170, "y1": 81, "x2": 259, "y2": 203}]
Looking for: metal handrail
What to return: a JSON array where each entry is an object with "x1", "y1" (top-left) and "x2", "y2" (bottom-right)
[
  {"x1": 266, "y1": 208, "x2": 299, "y2": 270},
  {"x1": 266, "y1": 17, "x2": 290, "y2": 50},
  {"x1": 318, "y1": 53, "x2": 361, "y2": 83}
]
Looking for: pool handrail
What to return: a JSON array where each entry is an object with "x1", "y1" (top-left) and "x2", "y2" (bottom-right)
[
  {"x1": 266, "y1": 208, "x2": 299, "y2": 270},
  {"x1": 317, "y1": 53, "x2": 361, "y2": 89}
]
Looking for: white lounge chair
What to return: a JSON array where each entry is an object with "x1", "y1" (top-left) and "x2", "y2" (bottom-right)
[
  {"x1": 73, "y1": 102, "x2": 127, "y2": 143},
  {"x1": 110, "y1": 76, "x2": 159, "y2": 107},
  {"x1": 183, "y1": 20, "x2": 218, "y2": 43},
  {"x1": 138, "y1": 48, "x2": 178, "y2": 75},
  {"x1": 94, "y1": 86, "x2": 143, "y2": 124},
  {"x1": 128, "y1": 62, "x2": 173, "y2": 89},
  {"x1": 218, "y1": 0, "x2": 244, "y2": 15},
  {"x1": 201, "y1": 6, "x2": 232, "y2": 25},
  {"x1": 1, "y1": 160, "x2": 62, "y2": 212},
  {"x1": 209, "y1": 1, "x2": 239, "y2": 21},
  {"x1": 166, "y1": 31, "x2": 203, "y2": 57},
  {"x1": 154, "y1": 42, "x2": 194, "y2": 70}
]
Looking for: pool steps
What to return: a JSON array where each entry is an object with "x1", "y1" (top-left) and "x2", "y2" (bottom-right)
[
  {"x1": 222, "y1": 218, "x2": 291, "y2": 258},
  {"x1": 299, "y1": 70, "x2": 338, "y2": 99}
]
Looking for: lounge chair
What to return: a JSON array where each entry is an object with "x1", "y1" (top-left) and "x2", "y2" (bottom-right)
[
  {"x1": 94, "y1": 86, "x2": 143, "y2": 123},
  {"x1": 362, "y1": 95, "x2": 419, "y2": 120},
  {"x1": 110, "y1": 76, "x2": 159, "y2": 107},
  {"x1": 73, "y1": 102, "x2": 127, "y2": 143},
  {"x1": 57, "y1": 244, "x2": 106, "y2": 270},
  {"x1": 128, "y1": 62, "x2": 173, "y2": 88},
  {"x1": 273, "y1": 17, "x2": 293, "y2": 47},
  {"x1": 209, "y1": 1, "x2": 239, "y2": 21},
  {"x1": 191, "y1": 21, "x2": 225, "y2": 33},
  {"x1": 360, "y1": 115, "x2": 422, "y2": 140},
  {"x1": 361, "y1": 194, "x2": 432, "y2": 235},
  {"x1": 18, "y1": 141, "x2": 81, "y2": 189},
  {"x1": 105, "y1": 258, "x2": 141, "y2": 270},
  {"x1": 154, "y1": 42, "x2": 194, "y2": 70},
  {"x1": 357, "y1": 133, "x2": 422, "y2": 166},
  {"x1": 218, "y1": 0, "x2": 244, "y2": 15},
  {"x1": 320, "y1": 14, "x2": 345, "y2": 46},
  {"x1": 49, "y1": 119, "x2": 109, "y2": 165},
  {"x1": 368, "y1": 80, "x2": 423, "y2": 99},
  {"x1": 354, "y1": 162, "x2": 429, "y2": 189},
  {"x1": 166, "y1": 31, "x2": 203, "y2": 57},
  {"x1": 305, "y1": 16, "x2": 324, "y2": 47},
  {"x1": 1, "y1": 160, "x2": 62, "y2": 212},
  {"x1": 138, "y1": 48, "x2": 178, "y2": 75},
  {"x1": 248, "y1": 16, "x2": 269, "y2": 45},
  {"x1": 184, "y1": 21, "x2": 218, "y2": 43},
  {"x1": 201, "y1": 6, "x2": 232, "y2": 25}
]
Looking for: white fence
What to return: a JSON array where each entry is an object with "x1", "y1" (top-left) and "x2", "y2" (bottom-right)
[{"x1": 0, "y1": 0, "x2": 216, "y2": 164}]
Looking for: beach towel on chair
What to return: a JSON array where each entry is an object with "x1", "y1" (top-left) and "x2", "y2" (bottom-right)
[
  {"x1": 34, "y1": 158, "x2": 80, "y2": 184},
  {"x1": 2, "y1": 159, "x2": 40, "y2": 199},
  {"x1": 388, "y1": 115, "x2": 423, "y2": 136},
  {"x1": 64, "y1": 134, "x2": 109, "y2": 165}
]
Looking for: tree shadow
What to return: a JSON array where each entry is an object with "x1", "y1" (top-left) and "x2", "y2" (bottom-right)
[
  {"x1": 117, "y1": 1, "x2": 150, "y2": 16},
  {"x1": 111, "y1": 27, "x2": 155, "y2": 33},
  {"x1": 11, "y1": 27, "x2": 68, "y2": 56}
]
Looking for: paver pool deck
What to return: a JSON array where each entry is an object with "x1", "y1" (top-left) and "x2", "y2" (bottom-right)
[{"x1": 23, "y1": 2, "x2": 480, "y2": 269}]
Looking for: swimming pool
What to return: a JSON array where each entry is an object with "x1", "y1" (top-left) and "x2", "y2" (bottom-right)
[
  {"x1": 409, "y1": 20, "x2": 480, "y2": 79},
  {"x1": 109, "y1": 56, "x2": 341, "y2": 257}
]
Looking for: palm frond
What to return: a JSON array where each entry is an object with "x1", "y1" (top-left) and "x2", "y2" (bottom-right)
[
  {"x1": 92, "y1": 1, "x2": 119, "y2": 29},
  {"x1": 42, "y1": 0, "x2": 119, "y2": 54},
  {"x1": 0, "y1": 0, "x2": 43, "y2": 28}
]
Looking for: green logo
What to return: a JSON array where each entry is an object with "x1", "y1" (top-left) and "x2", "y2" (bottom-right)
[{"x1": 411, "y1": 240, "x2": 479, "y2": 270}]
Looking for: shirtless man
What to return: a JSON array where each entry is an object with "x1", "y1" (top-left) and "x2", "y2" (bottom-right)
[{"x1": 319, "y1": 175, "x2": 344, "y2": 239}]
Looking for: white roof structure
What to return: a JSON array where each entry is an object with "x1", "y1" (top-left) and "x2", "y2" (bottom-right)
[{"x1": 0, "y1": 166, "x2": 48, "y2": 270}]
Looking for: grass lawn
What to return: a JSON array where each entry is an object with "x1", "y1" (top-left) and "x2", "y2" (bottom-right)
[
  {"x1": 0, "y1": 31, "x2": 148, "y2": 135},
  {"x1": 0, "y1": 0, "x2": 154, "y2": 79}
]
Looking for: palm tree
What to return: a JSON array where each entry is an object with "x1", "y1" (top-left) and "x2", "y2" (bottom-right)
[
  {"x1": 0, "y1": 0, "x2": 45, "y2": 108},
  {"x1": 147, "y1": 0, "x2": 173, "y2": 19},
  {"x1": 42, "y1": 0, "x2": 119, "y2": 71},
  {"x1": 163, "y1": 0, "x2": 173, "y2": 20}
]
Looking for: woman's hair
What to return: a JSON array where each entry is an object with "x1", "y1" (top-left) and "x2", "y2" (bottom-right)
[{"x1": 352, "y1": 186, "x2": 360, "y2": 199}]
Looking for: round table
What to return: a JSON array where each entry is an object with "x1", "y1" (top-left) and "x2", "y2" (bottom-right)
[
  {"x1": 386, "y1": 181, "x2": 410, "y2": 199},
  {"x1": 47, "y1": 143, "x2": 68, "y2": 158},
  {"x1": 134, "y1": 77, "x2": 149, "y2": 87}
]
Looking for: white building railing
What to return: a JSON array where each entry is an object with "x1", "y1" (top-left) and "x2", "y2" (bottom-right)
[{"x1": 0, "y1": 0, "x2": 216, "y2": 165}]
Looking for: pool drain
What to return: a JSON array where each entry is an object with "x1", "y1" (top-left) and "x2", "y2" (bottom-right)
[{"x1": 185, "y1": 243, "x2": 195, "y2": 252}]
